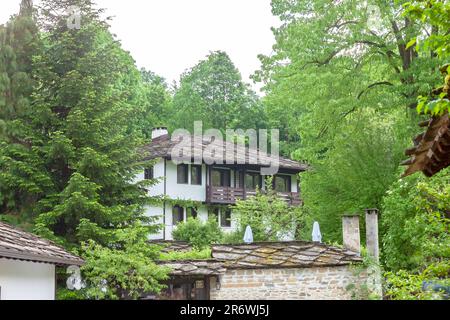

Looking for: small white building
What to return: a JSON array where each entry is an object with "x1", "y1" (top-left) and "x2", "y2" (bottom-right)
[
  {"x1": 139, "y1": 128, "x2": 308, "y2": 240},
  {"x1": 0, "y1": 221, "x2": 84, "y2": 300}
]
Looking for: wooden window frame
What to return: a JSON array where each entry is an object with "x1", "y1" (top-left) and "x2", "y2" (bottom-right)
[
  {"x1": 172, "y1": 205, "x2": 184, "y2": 226},
  {"x1": 191, "y1": 165, "x2": 202, "y2": 186},
  {"x1": 245, "y1": 172, "x2": 262, "y2": 190},
  {"x1": 211, "y1": 168, "x2": 231, "y2": 187},
  {"x1": 144, "y1": 167, "x2": 154, "y2": 180},
  {"x1": 274, "y1": 175, "x2": 292, "y2": 193},
  {"x1": 220, "y1": 209, "x2": 232, "y2": 228},
  {"x1": 177, "y1": 164, "x2": 189, "y2": 184}
]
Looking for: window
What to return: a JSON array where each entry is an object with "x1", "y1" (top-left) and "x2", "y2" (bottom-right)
[
  {"x1": 172, "y1": 205, "x2": 184, "y2": 225},
  {"x1": 235, "y1": 170, "x2": 244, "y2": 188},
  {"x1": 208, "y1": 207, "x2": 219, "y2": 223},
  {"x1": 177, "y1": 164, "x2": 189, "y2": 184},
  {"x1": 144, "y1": 167, "x2": 154, "y2": 180},
  {"x1": 274, "y1": 175, "x2": 291, "y2": 193},
  {"x1": 186, "y1": 207, "x2": 198, "y2": 220},
  {"x1": 211, "y1": 169, "x2": 231, "y2": 187},
  {"x1": 220, "y1": 209, "x2": 232, "y2": 228},
  {"x1": 191, "y1": 165, "x2": 202, "y2": 185},
  {"x1": 245, "y1": 172, "x2": 261, "y2": 190}
]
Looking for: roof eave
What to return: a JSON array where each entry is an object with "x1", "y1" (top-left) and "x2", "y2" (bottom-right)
[{"x1": 0, "y1": 250, "x2": 84, "y2": 267}]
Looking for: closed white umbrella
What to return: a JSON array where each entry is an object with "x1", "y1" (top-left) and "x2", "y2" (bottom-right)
[
  {"x1": 312, "y1": 221, "x2": 322, "y2": 243},
  {"x1": 243, "y1": 225, "x2": 254, "y2": 244}
]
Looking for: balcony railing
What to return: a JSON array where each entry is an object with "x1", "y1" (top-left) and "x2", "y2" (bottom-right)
[{"x1": 206, "y1": 186, "x2": 302, "y2": 206}]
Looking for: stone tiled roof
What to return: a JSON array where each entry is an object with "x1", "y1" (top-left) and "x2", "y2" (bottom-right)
[
  {"x1": 150, "y1": 240, "x2": 193, "y2": 253},
  {"x1": 158, "y1": 241, "x2": 362, "y2": 276},
  {"x1": 211, "y1": 242, "x2": 362, "y2": 269},
  {"x1": 0, "y1": 222, "x2": 84, "y2": 266},
  {"x1": 159, "y1": 260, "x2": 227, "y2": 276},
  {"x1": 142, "y1": 134, "x2": 308, "y2": 172}
]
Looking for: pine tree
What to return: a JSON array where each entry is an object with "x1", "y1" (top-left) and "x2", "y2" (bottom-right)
[
  {"x1": 1, "y1": 0, "x2": 168, "y2": 299},
  {"x1": 27, "y1": 0, "x2": 169, "y2": 298},
  {"x1": 0, "y1": 0, "x2": 51, "y2": 219}
]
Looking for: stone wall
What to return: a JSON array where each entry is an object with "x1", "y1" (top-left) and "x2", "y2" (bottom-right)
[{"x1": 209, "y1": 266, "x2": 367, "y2": 300}]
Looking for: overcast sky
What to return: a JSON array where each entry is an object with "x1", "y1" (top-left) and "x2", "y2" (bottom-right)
[{"x1": 0, "y1": 0, "x2": 279, "y2": 92}]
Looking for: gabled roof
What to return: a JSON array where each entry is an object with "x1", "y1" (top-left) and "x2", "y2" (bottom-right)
[
  {"x1": 212, "y1": 242, "x2": 362, "y2": 270},
  {"x1": 0, "y1": 222, "x2": 84, "y2": 266},
  {"x1": 158, "y1": 241, "x2": 362, "y2": 276},
  {"x1": 142, "y1": 134, "x2": 308, "y2": 173},
  {"x1": 402, "y1": 113, "x2": 450, "y2": 177}
]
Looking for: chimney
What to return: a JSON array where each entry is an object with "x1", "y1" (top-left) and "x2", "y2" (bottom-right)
[
  {"x1": 151, "y1": 127, "x2": 169, "y2": 140},
  {"x1": 365, "y1": 209, "x2": 379, "y2": 262},
  {"x1": 342, "y1": 215, "x2": 361, "y2": 255}
]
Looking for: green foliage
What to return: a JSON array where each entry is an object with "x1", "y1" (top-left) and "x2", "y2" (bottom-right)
[
  {"x1": 382, "y1": 168, "x2": 449, "y2": 271},
  {"x1": 0, "y1": 0, "x2": 49, "y2": 216},
  {"x1": 159, "y1": 248, "x2": 212, "y2": 261},
  {"x1": 136, "y1": 68, "x2": 172, "y2": 139},
  {"x1": 404, "y1": 0, "x2": 450, "y2": 60},
  {"x1": 80, "y1": 237, "x2": 169, "y2": 300},
  {"x1": 233, "y1": 177, "x2": 304, "y2": 241},
  {"x1": 1, "y1": 0, "x2": 169, "y2": 299},
  {"x1": 56, "y1": 288, "x2": 85, "y2": 300},
  {"x1": 221, "y1": 230, "x2": 246, "y2": 244},
  {"x1": 301, "y1": 109, "x2": 413, "y2": 242},
  {"x1": 170, "y1": 51, "x2": 266, "y2": 131},
  {"x1": 381, "y1": 168, "x2": 449, "y2": 299},
  {"x1": 385, "y1": 261, "x2": 450, "y2": 300},
  {"x1": 404, "y1": 1, "x2": 450, "y2": 115},
  {"x1": 172, "y1": 218, "x2": 223, "y2": 249},
  {"x1": 255, "y1": 0, "x2": 444, "y2": 245}
]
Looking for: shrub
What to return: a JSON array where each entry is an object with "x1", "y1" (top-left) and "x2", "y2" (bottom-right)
[
  {"x1": 172, "y1": 218, "x2": 223, "y2": 249},
  {"x1": 159, "y1": 248, "x2": 212, "y2": 261},
  {"x1": 382, "y1": 168, "x2": 449, "y2": 300}
]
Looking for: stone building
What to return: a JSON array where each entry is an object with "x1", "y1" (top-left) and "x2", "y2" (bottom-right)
[{"x1": 152, "y1": 211, "x2": 380, "y2": 301}]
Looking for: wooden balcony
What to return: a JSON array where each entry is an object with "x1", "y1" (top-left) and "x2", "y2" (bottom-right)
[{"x1": 206, "y1": 186, "x2": 302, "y2": 206}]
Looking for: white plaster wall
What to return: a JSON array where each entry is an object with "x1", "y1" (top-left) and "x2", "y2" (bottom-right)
[
  {"x1": 165, "y1": 162, "x2": 207, "y2": 201},
  {"x1": 145, "y1": 205, "x2": 165, "y2": 240},
  {"x1": 0, "y1": 258, "x2": 55, "y2": 300},
  {"x1": 147, "y1": 160, "x2": 166, "y2": 197}
]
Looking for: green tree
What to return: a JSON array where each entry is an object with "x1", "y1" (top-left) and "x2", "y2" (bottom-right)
[
  {"x1": 0, "y1": 0, "x2": 168, "y2": 298},
  {"x1": 255, "y1": 0, "x2": 444, "y2": 242},
  {"x1": 382, "y1": 168, "x2": 449, "y2": 300},
  {"x1": 136, "y1": 68, "x2": 172, "y2": 139},
  {"x1": 171, "y1": 51, "x2": 266, "y2": 131},
  {"x1": 0, "y1": 0, "x2": 51, "y2": 221},
  {"x1": 382, "y1": 168, "x2": 449, "y2": 271},
  {"x1": 404, "y1": 0, "x2": 450, "y2": 116}
]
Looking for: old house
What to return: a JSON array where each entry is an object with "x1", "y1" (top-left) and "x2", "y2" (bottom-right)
[
  {"x1": 139, "y1": 127, "x2": 307, "y2": 240},
  {"x1": 0, "y1": 222, "x2": 84, "y2": 300},
  {"x1": 152, "y1": 211, "x2": 380, "y2": 300}
]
